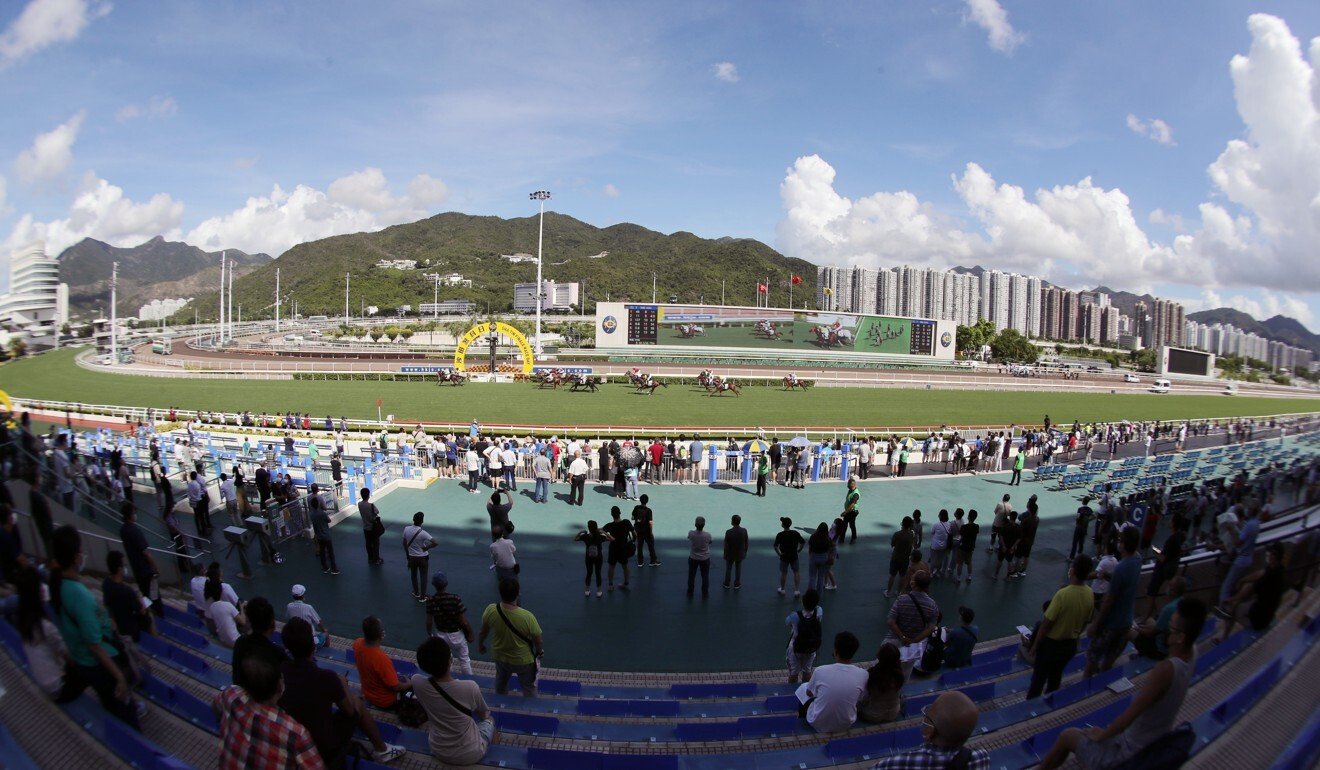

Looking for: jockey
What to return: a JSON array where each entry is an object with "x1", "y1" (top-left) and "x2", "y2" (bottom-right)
[
  {"x1": 630, "y1": 367, "x2": 640, "y2": 378},
  {"x1": 787, "y1": 372, "x2": 798, "y2": 385},
  {"x1": 577, "y1": 372, "x2": 589, "y2": 385},
  {"x1": 644, "y1": 374, "x2": 656, "y2": 388}
]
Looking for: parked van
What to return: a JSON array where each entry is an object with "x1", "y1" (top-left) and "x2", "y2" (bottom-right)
[{"x1": 1149, "y1": 378, "x2": 1171, "y2": 394}]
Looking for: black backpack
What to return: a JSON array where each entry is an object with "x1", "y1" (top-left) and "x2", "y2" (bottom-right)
[{"x1": 794, "y1": 610, "x2": 822, "y2": 654}]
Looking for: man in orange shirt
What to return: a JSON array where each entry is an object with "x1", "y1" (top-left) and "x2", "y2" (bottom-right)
[{"x1": 353, "y1": 616, "x2": 412, "y2": 709}]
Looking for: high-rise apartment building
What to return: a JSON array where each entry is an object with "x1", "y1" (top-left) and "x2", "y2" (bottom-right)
[{"x1": 0, "y1": 241, "x2": 67, "y2": 350}]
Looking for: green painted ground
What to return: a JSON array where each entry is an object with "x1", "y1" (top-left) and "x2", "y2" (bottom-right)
[{"x1": 4, "y1": 348, "x2": 1317, "y2": 430}]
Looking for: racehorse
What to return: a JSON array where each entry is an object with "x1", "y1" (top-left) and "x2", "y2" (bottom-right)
[
  {"x1": 710, "y1": 378, "x2": 741, "y2": 397},
  {"x1": 570, "y1": 376, "x2": 604, "y2": 393},
  {"x1": 436, "y1": 371, "x2": 467, "y2": 386},
  {"x1": 677, "y1": 324, "x2": 705, "y2": 338},
  {"x1": 637, "y1": 379, "x2": 668, "y2": 396},
  {"x1": 809, "y1": 325, "x2": 853, "y2": 348},
  {"x1": 782, "y1": 376, "x2": 809, "y2": 391},
  {"x1": 696, "y1": 370, "x2": 719, "y2": 392},
  {"x1": 627, "y1": 370, "x2": 648, "y2": 388},
  {"x1": 755, "y1": 320, "x2": 782, "y2": 339}
]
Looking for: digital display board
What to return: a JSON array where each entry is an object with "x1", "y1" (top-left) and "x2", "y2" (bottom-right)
[
  {"x1": 1165, "y1": 347, "x2": 1214, "y2": 377},
  {"x1": 627, "y1": 305, "x2": 658, "y2": 345}
]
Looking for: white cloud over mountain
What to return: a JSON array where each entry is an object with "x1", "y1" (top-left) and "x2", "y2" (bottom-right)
[
  {"x1": 778, "y1": 13, "x2": 1320, "y2": 304},
  {"x1": 3, "y1": 172, "x2": 184, "y2": 255},
  {"x1": 0, "y1": 0, "x2": 109, "y2": 69}
]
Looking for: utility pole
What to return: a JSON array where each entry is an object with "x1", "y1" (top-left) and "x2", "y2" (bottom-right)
[
  {"x1": 345, "y1": 272, "x2": 350, "y2": 325},
  {"x1": 652, "y1": 273, "x2": 657, "y2": 303},
  {"x1": 530, "y1": 190, "x2": 552, "y2": 356},
  {"x1": 432, "y1": 274, "x2": 440, "y2": 319},
  {"x1": 721, "y1": 280, "x2": 725, "y2": 306},
  {"x1": 218, "y1": 253, "x2": 226, "y2": 344},
  {"x1": 227, "y1": 251, "x2": 233, "y2": 342},
  {"x1": 110, "y1": 261, "x2": 118, "y2": 365},
  {"x1": 275, "y1": 267, "x2": 281, "y2": 333}
]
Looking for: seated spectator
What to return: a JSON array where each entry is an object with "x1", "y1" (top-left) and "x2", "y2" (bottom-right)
[
  {"x1": 287, "y1": 584, "x2": 328, "y2": 648},
  {"x1": 943, "y1": 606, "x2": 979, "y2": 669},
  {"x1": 874, "y1": 691, "x2": 989, "y2": 770},
  {"x1": 231, "y1": 597, "x2": 290, "y2": 691},
  {"x1": 279, "y1": 618, "x2": 404, "y2": 767},
  {"x1": 1134, "y1": 576, "x2": 1184, "y2": 659},
  {"x1": 15, "y1": 565, "x2": 74, "y2": 700},
  {"x1": 885, "y1": 570, "x2": 940, "y2": 678},
  {"x1": 354, "y1": 616, "x2": 412, "y2": 709},
  {"x1": 799, "y1": 631, "x2": 868, "y2": 733},
  {"x1": 1040, "y1": 598, "x2": 1207, "y2": 769},
  {"x1": 1215, "y1": 542, "x2": 1287, "y2": 641},
  {"x1": 206, "y1": 577, "x2": 247, "y2": 649},
  {"x1": 215, "y1": 656, "x2": 325, "y2": 770},
  {"x1": 857, "y1": 643, "x2": 905, "y2": 724},
  {"x1": 412, "y1": 637, "x2": 497, "y2": 766},
  {"x1": 101, "y1": 550, "x2": 154, "y2": 643}
]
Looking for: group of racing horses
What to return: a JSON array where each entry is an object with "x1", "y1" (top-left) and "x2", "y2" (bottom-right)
[{"x1": 444, "y1": 365, "x2": 808, "y2": 394}]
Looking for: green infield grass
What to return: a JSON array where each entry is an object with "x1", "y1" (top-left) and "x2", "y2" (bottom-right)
[{"x1": 1, "y1": 348, "x2": 1315, "y2": 429}]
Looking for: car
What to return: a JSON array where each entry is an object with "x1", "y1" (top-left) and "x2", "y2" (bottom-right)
[
  {"x1": 1087, "y1": 366, "x2": 1101, "y2": 373},
  {"x1": 1123, "y1": 373, "x2": 1140, "y2": 383},
  {"x1": 1223, "y1": 383, "x2": 1237, "y2": 395}
]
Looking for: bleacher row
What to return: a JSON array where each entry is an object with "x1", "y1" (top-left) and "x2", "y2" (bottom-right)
[{"x1": 4, "y1": 579, "x2": 1318, "y2": 770}]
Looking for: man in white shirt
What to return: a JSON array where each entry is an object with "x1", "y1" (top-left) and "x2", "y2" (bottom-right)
[
  {"x1": 403, "y1": 512, "x2": 438, "y2": 601},
  {"x1": 287, "y1": 584, "x2": 329, "y2": 647},
  {"x1": 489, "y1": 528, "x2": 518, "y2": 582},
  {"x1": 484, "y1": 443, "x2": 503, "y2": 489},
  {"x1": 500, "y1": 445, "x2": 517, "y2": 491},
  {"x1": 568, "y1": 451, "x2": 589, "y2": 506},
  {"x1": 799, "y1": 631, "x2": 867, "y2": 733},
  {"x1": 219, "y1": 473, "x2": 238, "y2": 525}
]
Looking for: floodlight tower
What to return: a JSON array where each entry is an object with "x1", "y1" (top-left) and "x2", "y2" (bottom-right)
[{"x1": 530, "y1": 190, "x2": 552, "y2": 356}]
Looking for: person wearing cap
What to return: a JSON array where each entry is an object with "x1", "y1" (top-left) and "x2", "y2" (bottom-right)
[
  {"x1": 943, "y1": 606, "x2": 979, "y2": 669},
  {"x1": 425, "y1": 571, "x2": 474, "y2": 675},
  {"x1": 873, "y1": 691, "x2": 989, "y2": 770},
  {"x1": 354, "y1": 616, "x2": 412, "y2": 709},
  {"x1": 287, "y1": 585, "x2": 329, "y2": 649}
]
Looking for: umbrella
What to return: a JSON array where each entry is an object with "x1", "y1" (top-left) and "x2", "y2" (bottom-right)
[
  {"x1": 743, "y1": 439, "x2": 769, "y2": 453},
  {"x1": 619, "y1": 445, "x2": 643, "y2": 469},
  {"x1": 900, "y1": 436, "x2": 916, "y2": 449},
  {"x1": 787, "y1": 436, "x2": 812, "y2": 448}
]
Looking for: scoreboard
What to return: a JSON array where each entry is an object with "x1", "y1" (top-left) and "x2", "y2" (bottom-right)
[
  {"x1": 909, "y1": 320, "x2": 935, "y2": 356},
  {"x1": 627, "y1": 305, "x2": 658, "y2": 345}
]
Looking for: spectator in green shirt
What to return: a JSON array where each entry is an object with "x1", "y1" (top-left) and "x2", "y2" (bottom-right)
[
  {"x1": 478, "y1": 579, "x2": 544, "y2": 697},
  {"x1": 1027, "y1": 554, "x2": 1095, "y2": 698}
]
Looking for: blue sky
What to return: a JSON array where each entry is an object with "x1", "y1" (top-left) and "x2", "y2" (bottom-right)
[{"x1": 2, "y1": 1, "x2": 1319, "y2": 327}]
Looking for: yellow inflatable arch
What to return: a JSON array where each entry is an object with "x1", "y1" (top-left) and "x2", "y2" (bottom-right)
[{"x1": 453, "y1": 322, "x2": 535, "y2": 374}]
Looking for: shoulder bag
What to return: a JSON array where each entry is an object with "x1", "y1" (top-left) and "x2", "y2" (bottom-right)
[
  {"x1": 428, "y1": 676, "x2": 475, "y2": 719},
  {"x1": 496, "y1": 603, "x2": 541, "y2": 673}
]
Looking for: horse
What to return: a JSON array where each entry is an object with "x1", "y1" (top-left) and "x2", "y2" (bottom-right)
[
  {"x1": 627, "y1": 370, "x2": 648, "y2": 388},
  {"x1": 696, "y1": 371, "x2": 719, "y2": 392},
  {"x1": 756, "y1": 320, "x2": 782, "y2": 339},
  {"x1": 570, "y1": 376, "x2": 604, "y2": 393},
  {"x1": 437, "y1": 371, "x2": 467, "y2": 386},
  {"x1": 810, "y1": 325, "x2": 852, "y2": 348},
  {"x1": 678, "y1": 324, "x2": 705, "y2": 338},
  {"x1": 782, "y1": 376, "x2": 809, "y2": 391},
  {"x1": 637, "y1": 379, "x2": 667, "y2": 396},
  {"x1": 710, "y1": 379, "x2": 741, "y2": 397}
]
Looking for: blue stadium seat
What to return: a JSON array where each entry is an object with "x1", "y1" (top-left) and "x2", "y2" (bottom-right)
[
  {"x1": 601, "y1": 756, "x2": 678, "y2": 770},
  {"x1": 675, "y1": 722, "x2": 741, "y2": 741},
  {"x1": 825, "y1": 730, "x2": 893, "y2": 760},
  {"x1": 169, "y1": 648, "x2": 210, "y2": 676},
  {"x1": 158, "y1": 621, "x2": 207, "y2": 650},
  {"x1": 163, "y1": 604, "x2": 204, "y2": 630},
  {"x1": 955, "y1": 682, "x2": 995, "y2": 703},
  {"x1": 537, "y1": 679, "x2": 583, "y2": 696},
  {"x1": 103, "y1": 718, "x2": 164, "y2": 769},
  {"x1": 763, "y1": 694, "x2": 798, "y2": 711},
  {"x1": 737, "y1": 714, "x2": 803, "y2": 737},
  {"x1": 171, "y1": 686, "x2": 220, "y2": 733},
  {"x1": 1270, "y1": 710, "x2": 1320, "y2": 770},
  {"x1": 493, "y1": 711, "x2": 560, "y2": 736},
  {"x1": 0, "y1": 720, "x2": 40, "y2": 770},
  {"x1": 1210, "y1": 660, "x2": 1281, "y2": 727},
  {"x1": 576, "y1": 699, "x2": 680, "y2": 717},
  {"x1": 987, "y1": 739, "x2": 1038, "y2": 770},
  {"x1": 670, "y1": 682, "x2": 757, "y2": 699},
  {"x1": 0, "y1": 618, "x2": 29, "y2": 668},
  {"x1": 527, "y1": 747, "x2": 605, "y2": 770}
]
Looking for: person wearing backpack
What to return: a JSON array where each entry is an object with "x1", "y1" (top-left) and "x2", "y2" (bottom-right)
[
  {"x1": 1039, "y1": 598, "x2": 1206, "y2": 770},
  {"x1": 785, "y1": 589, "x2": 823, "y2": 684}
]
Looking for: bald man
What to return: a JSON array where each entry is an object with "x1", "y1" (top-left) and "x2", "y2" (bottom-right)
[{"x1": 874, "y1": 690, "x2": 989, "y2": 769}]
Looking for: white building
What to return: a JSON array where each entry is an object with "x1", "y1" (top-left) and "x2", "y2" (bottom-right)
[
  {"x1": 501, "y1": 253, "x2": 539, "y2": 264},
  {"x1": 423, "y1": 272, "x2": 473, "y2": 288},
  {"x1": 374, "y1": 259, "x2": 418, "y2": 270},
  {"x1": 0, "y1": 242, "x2": 67, "y2": 350},
  {"x1": 138, "y1": 298, "x2": 191, "y2": 321},
  {"x1": 514, "y1": 280, "x2": 580, "y2": 313}
]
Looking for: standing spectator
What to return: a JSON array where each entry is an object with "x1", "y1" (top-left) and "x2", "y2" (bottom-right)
[
  {"x1": 353, "y1": 616, "x2": 412, "y2": 709},
  {"x1": 279, "y1": 618, "x2": 405, "y2": 765},
  {"x1": 686, "y1": 516, "x2": 713, "y2": 598},
  {"x1": 722, "y1": 514, "x2": 749, "y2": 590},
  {"x1": 118, "y1": 506, "x2": 158, "y2": 612},
  {"x1": 286, "y1": 585, "x2": 328, "y2": 648},
  {"x1": 478, "y1": 579, "x2": 544, "y2": 697},
  {"x1": 885, "y1": 515, "x2": 916, "y2": 598},
  {"x1": 991, "y1": 511, "x2": 1020, "y2": 580},
  {"x1": 425, "y1": 572, "x2": 475, "y2": 675},
  {"x1": 1215, "y1": 542, "x2": 1287, "y2": 640},
  {"x1": 885, "y1": 570, "x2": 939, "y2": 678},
  {"x1": 807, "y1": 523, "x2": 832, "y2": 594},
  {"x1": 1040, "y1": 599, "x2": 1207, "y2": 770},
  {"x1": 187, "y1": 470, "x2": 213, "y2": 537},
  {"x1": 786, "y1": 589, "x2": 823, "y2": 684},
  {"x1": 632, "y1": 495, "x2": 659, "y2": 567},
  {"x1": 944, "y1": 606, "x2": 979, "y2": 669},
  {"x1": 603, "y1": 506, "x2": 634, "y2": 592},
  {"x1": 1009, "y1": 498, "x2": 1039, "y2": 578},
  {"x1": 218, "y1": 473, "x2": 238, "y2": 525},
  {"x1": 216, "y1": 656, "x2": 325, "y2": 770},
  {"x1": 330, "y1": 455, "x2": 343, "y2": 494},
  {"x1": 1144, "y1": 516, "x2": 1186, "y2": 619},
  {"x1": 489, "y1": 527, "x2": 518, "y2": 583},
  {"x1": 858, "y1": 643, "x2": 905, "y2": 724},
  {"x1": 486, "y1": 490, "x2": 514, "y2": 541},
  {"x1": 402, "y1": 512, "x2": 438, "y2": 602},
  {"x1": 1028, "y1": 555, "x2": 1094, "y2": 698},
  {"x1": 412, "y1": 637, "x2": 496, "y2": 766},
  {"x1": 231, "y1": 598, "x2": 290, "y2": 691},
  {"x1": 775, "y1": 516, "x2": 805, "y2": 597},
  {"x1": 567, "y1": 451, "x2": 589, "y2": 506},
  {"x1": 1218, "y1": 506, "x2": 1265, "y2": 605},
  {"x1": 689, "y1": 434, "x2": 705, "y2": 484},
  {"x1": 15, "y1": 566, "x2": 72, "y2": 700},
  {"x1": 532, "y1": 449, "x2": 553, "y2": 504},
  {"x1": 769, "y1": 439, "x2": 784, "y2": 484},
  {"x1": 990, "y1": 495, "x2": 1012, "y2": 552},
  {"x1": 501, "y1": 442, "x2": 517, "y2": 490},
  {"x1": 856, "y1": 440, "x2": 872, "y2": 480},
  {"x1": 575, "y1": 520, "x2": 611, "y2": 597},
  {"x1": 358, "y1": 488, "x2": 384, "y2": 567},
  {"x1": 255, "y1": 460, "x2": 272, "y2": 510},
  {"x1": 1070, "y1": 498, "x2": 1095, "y2": 562},
  {"x1": 841, "y1": 478, "x2": 861, "y2": 543},
  {"x1": 794, "y1": 447, "x2": 809, "y2": 489},
  {"x1": 874, "y1": 691, "x2": 990, "y2": 770},
  {"x1": 1010, "y1": 448, "x2": 1025, "y2": 485},
  {"x1": 307, "y1": 485, "x2": 338, "y2": 576},
  {"x1": 928, "y1": 510, "x2": 952, "y2": 579},
  {"x1": 1084, "y1": 527, "x2": 1142, "y2": 678},
  {"x1": 799, "y1": 631, "x2": 868, "y2": 733},
  {"x1": 207, "y1": 578, "x2": 247, "y2": 649},
  {"x1": 101, "y1": 551, "x2": 154, "y2": 644},
  {"x1": 464, "y1": 446, "x2": 481, "y2": 493},
  {"x1": 755, "y1": 451, "x2": 770, "y2": 496},
  {"x1": 953, "y1": 510, "x2": 979, "y2": 583}
]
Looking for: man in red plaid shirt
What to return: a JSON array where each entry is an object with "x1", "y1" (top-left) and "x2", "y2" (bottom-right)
[{"x1": 215, "y1": 656, "x2": 325, "y2": 770}]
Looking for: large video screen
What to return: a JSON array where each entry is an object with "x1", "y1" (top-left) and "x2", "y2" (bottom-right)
[
  {"x1": 623, "y1": 305, "x2": 939, "y2": 357},
  {"x1": 1166, "y1": 347, "x2": 1213, "y2": 377}
]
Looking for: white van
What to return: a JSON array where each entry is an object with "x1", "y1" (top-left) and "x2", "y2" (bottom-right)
[
  {"x1": 1123, "y1": 373, "x2": 1140, "y2": 383},
  {"x1": 1223, "y1": 382, "x2": 1237, "y2": 395},
  {"x1": 1149, "y1": 378, "x2": 1171, "y2": 394}
]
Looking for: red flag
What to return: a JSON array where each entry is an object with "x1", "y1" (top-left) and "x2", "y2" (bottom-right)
[
  {"x1": 757, "y1": 283, "x2": 768, "y2": 293},
  {"x1": 791, "y1": 274, "x2": 802, "y2": 285}
]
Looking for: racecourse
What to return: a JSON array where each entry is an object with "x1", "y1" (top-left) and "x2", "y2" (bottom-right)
[{"x1": 3, "y1": 348, "x2": 1317, "y2": 429}]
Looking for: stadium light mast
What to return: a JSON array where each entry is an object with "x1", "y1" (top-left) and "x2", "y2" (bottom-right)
[
  {"x1": 345, "y1": 272, "x2": 350, "y2": 325},
  {"x1": 110, "y1": 261, "x2": 118, "y2": 365},
  {"x1": 530, "y1": 190, "x2": 551, "y2": 356}
]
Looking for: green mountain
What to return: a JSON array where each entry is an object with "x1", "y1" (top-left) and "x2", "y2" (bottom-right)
[
  {"x1": 59, "y1": 237, "x2": 270, "y2": 321},
  {"x1": 1186, "y1": 307, "x2": 1320, "y2": 358},
  {"x1": 175, "y1": 212, "x2": 818, "y2": 321}
]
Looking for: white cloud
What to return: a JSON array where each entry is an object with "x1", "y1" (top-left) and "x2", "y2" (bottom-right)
[
  {"x1": 1148, "y1": 208, "x2": 1185, "y2": 231},
  {"x1": 185, "y1": 168, "x2": 449, "y2": 256},
  {"x1": 964, "y1": 0, "x2": 1025, "y2": 55},
  {"x1": 14, "y1": 110, "x2": 86, "y2": 184},
  {"x1": 2, "y1": 171, "x2": 184, "y2": 256},
  {"x1": 0, "y1": 0, "x2": 110, "y2": 69},
  {"x1": 1183, "y1": 288, "x2": 1315, "y2": 328},
  {"x1": 0, "y1": 175, "x2": 8, "y2": 216},
  {"x1": 115, "y1": 95, "x2": 177, "y2": 123},
  {"x1": 603, "y1": 183, "x2": 620, "y2": 198},
  {"x1": 1126, "y1": 113, "x2": 1177, "y2": 146},
  {"x1": 713, "y1": 61, "x2": 739, "y2": 83}
]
